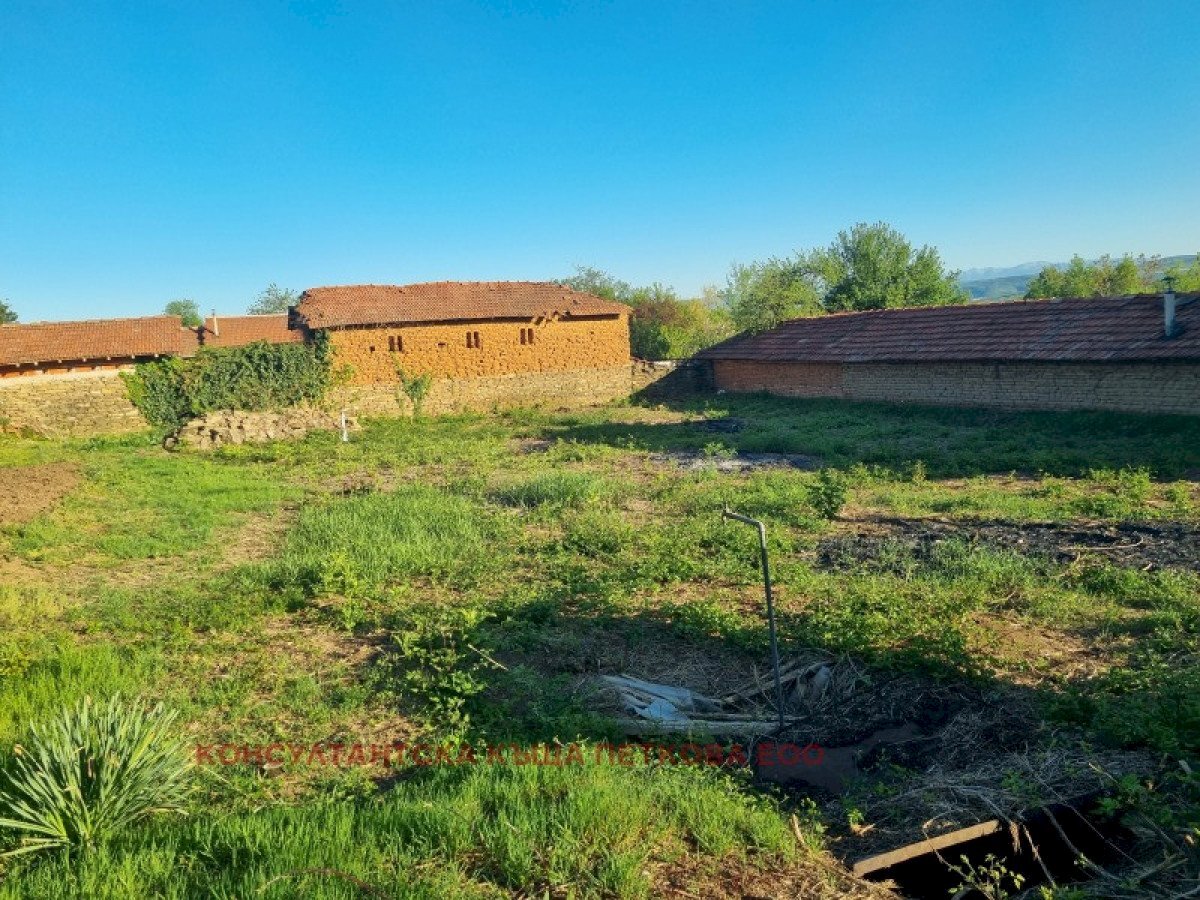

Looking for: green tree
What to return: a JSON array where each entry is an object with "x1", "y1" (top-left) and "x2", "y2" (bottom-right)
[
  {"x1": 805, "y1": 222, "x2": 967, "y2": 312},
  {"x1": 248, "y1": 283, "x2": 298, "y2": 315},
  {"x1": 1164, "y1": 254, "x2": 1200, "y2": 292},
  {"x1": 560, "y1": 266, "x2": 634, "y2": 303},
  {"x1": 0, "y1": 299, "x2": 16, "y2": 324},
  {"x1": 164, "y1": 299, "x2": 202, "y2": 328},
  {"x1": 722, "y1": 258, "x2": 821, "y2": 333},
  {"x1": 626, "y1": 283, "x2": 734, "y2": 358},
  {"x1": 1025, "y1": 254, "x2": 1162, "y2": 298},
  {"x1": 559, "y1": 266, "x2": 733, "y2": 358}
]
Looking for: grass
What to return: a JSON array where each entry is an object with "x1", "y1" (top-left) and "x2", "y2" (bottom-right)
[
  {"x1": 5, "y1": 449, "x2": 294, "y2": 564},
  {"x1": 0, "y1": 394, "x2": 1197, "y2": 896},
  {"x1": 0, "y1": 761, "x2": 796, "y2": 899},
  {"x1": 544, "y1": 395, "x2": 1200, "y2": 479},
  {"x1": 263, "y1": 485, "x2": 507, "y2": 593}
]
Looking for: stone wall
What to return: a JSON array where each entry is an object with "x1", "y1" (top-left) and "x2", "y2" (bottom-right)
[
  {"x1": 0, "y1": 370, "x2": 147, "y2": 437},
  {"x1": 328, "y1": 314, "x2": 631, "y2": 385},
  {"x1": 171, "y1": 408, "x2": 358, "y2": 450},
  {"x1": 329, "y1": 365, "x2": 636, "y2": 417},
  {"x1": 711, "y1": 359, "x2": 1200, "y2": 415}
]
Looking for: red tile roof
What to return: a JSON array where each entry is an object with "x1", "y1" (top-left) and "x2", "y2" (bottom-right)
[
  {"x1": 291, "y1": 282, "x2": 629, "y2": 329},
  {"x1": 697, "y1": 294, "x2": 1200, "y2": 364},
  {"x1": 198, "y1": 315, "x2": 303, "y2": 349},
  {"x1": 0, "y1": 316, "x2": 194, "y2": 367}
]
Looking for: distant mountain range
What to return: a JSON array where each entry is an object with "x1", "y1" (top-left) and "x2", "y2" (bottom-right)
[{"x1": 959, "y1": 255, "x2": 1197, "y2": 300}]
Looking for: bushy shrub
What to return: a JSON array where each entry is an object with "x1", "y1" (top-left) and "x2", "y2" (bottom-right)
[
  {"x1": 0, "y1": 696, "x2": 191, "y2": 856},
  {"x1": 121, "y1": 358, "x2": 190, "y2": 429},
  {"x1": 124, "y1": 341, "x2": 332, "y2": 429},
  {"x1": 186, "y1": 342, "x2": 330, "y2": 414},
  {"x1": 805, "y1": 469, "x2": 849, "y2": 520},
  {"x1": 374, "y1": 603, "x2": 492, "y2": 733}
]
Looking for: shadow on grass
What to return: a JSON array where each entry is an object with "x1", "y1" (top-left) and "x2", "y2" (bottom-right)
[{"x1": 542, "y1": 393, "x2": 1200, "y2": 480}]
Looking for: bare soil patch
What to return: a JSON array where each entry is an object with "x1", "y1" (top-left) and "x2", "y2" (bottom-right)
[
  {"x1": 219, "y1": 506, "x2": 300, "y2": 569},
  {"x1": 648, "y1": 450, "x2": 823, "y2": 473},
  {"x1": 0, "y1": 462, "x2": 80, "y2": 525},
  {"x1": 822, "y1": 516, "x2": 1200, "y2": 572},
  {"x1": 970, "y1": 612, "x2": 1113, "y2": 682},
  {"x1": 653, "y1": 852, "x2": 891, "y2": 899}
]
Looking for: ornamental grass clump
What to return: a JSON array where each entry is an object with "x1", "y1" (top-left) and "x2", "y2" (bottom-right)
[{"x1": 0, "y1": 696, "x2": 191, "y2": 856}]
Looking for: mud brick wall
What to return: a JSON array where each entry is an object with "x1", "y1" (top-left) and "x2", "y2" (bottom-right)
[
  {"x1": 329, "y1": 365, "x2": 636, "y2": 418},
  {"x1": 711, "y1": 360, "x2": 1200, "y2": 415},
  {"x1": 328, "y1": 314, "x2": 631, "y2": 385},
  {"x1": 0, "y1": 370, "x2": 147, "y2": 436}
]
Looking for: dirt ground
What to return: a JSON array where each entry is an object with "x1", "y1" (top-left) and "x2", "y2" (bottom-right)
[
  {"x1": 0, "y1": 462, "x2": 80, "y2": 525},
  {"x1": 821, "y1": 516, "x2": 1200, "y2": 572}
]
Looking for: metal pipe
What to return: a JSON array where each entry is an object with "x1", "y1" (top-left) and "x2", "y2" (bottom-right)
[
  {"x1": 722, "y1": 507, "x2": 785, "y2": 729},
  {"x1": 1164, "y1": 275, "x2": 1178, "y2": 338}
]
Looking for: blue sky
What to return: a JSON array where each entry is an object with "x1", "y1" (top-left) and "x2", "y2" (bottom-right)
[{"x1": 2, "y1": 1, "x2": 1198, "y2": 321}]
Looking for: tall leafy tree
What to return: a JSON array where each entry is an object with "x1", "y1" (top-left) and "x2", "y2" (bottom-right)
[
  {"x1": 722, "y1": 258, "x2": 821, "y2": 333},
  {"x1": 559, "y1": 266, "x2": 732, "y2": 358},
  {"x1": 560, "y1": 266, "x2": 634, "y2": 304},
  {"x1": 248, "y1": 283, "x2": 298, "y2": 315},
  {"x1": 163, "y1": 299, "x2": 202, "y2": 328},
  {"x1": 805, "y1": 222, "x2": 967, "y2": 312},
  {"x1": 0, "y1": 299, "x2": 16, "y2": 324}
]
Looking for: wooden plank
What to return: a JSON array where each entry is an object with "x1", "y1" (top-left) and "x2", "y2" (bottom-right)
[{"x1": 851, "y1": 820, "x2": 1008, "y2": 876}]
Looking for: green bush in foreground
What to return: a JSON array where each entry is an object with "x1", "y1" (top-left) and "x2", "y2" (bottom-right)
[{"x1": 0, "y1": 696, "x2": 190, "y2": 856}]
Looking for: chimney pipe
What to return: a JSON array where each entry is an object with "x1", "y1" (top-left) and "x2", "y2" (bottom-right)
[
  {"x1": 1163, "y1": 277, "x2": 1177, "y2": 338},
  {"x1": 210, "y1": 309, "x2": 220, "y2": 338}
]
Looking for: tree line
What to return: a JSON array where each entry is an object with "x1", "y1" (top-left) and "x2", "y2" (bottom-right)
[
  {"x1": 6, "y1": 229, "x2": 1193, "y2": 361},
  {"x1": 1024, "y1": 254, "x2": 1200, "y2": 299},
  {"x1": 565, "y1": 221, "x2": 967, "y2": 358}
]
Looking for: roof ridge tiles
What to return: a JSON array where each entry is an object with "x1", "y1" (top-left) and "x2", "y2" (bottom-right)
[{"x1": 292, "y1": 281, "x2": 628, "y2": 330}]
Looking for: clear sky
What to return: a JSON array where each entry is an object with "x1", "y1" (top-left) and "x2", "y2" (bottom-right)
[{"x1": 3, "y1": 1, "x2": 1198, "y2": 321}]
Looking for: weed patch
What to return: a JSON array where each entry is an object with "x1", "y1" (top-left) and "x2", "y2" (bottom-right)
[{"x1": 263, "y1": 486, "x2": 505, "y2": 594}]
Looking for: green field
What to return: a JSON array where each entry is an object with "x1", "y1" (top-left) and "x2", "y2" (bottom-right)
[{"x1": 1, "y1": 395, "x2": 1198, "y2": 898}]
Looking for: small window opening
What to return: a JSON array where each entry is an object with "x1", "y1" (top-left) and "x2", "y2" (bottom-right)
[{"x1": 467, "y1": 331, "x2": 481, "y2": 349}]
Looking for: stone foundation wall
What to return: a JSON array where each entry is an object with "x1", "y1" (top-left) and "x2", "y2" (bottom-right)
[
  {"x1": 171, "y1": 408, "x2": 358, "y2": 450},
  {"x1": 329, "y1": 365, "x2": 636, "y2": 417},
  {"x1": 0, "y1": 362, "x2": 645, "y2": 438},
  {"x1": 711, "y1": 359, "x2": 1200, "y2": 415},
  {"x1": 0, "y1": 370, "x2": 147, "y2": 437}
]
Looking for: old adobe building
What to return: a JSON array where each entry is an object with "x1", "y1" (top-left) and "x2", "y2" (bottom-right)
[
  {"x1": 0, "y1": 284, "x2": 634, "y2": 434},
  {"x1": 697, "y1": 292, "x2": 1200, "y2": 415},
  {"x1": 290, "y1": 281, "x2": 633, "y2": 414}
]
